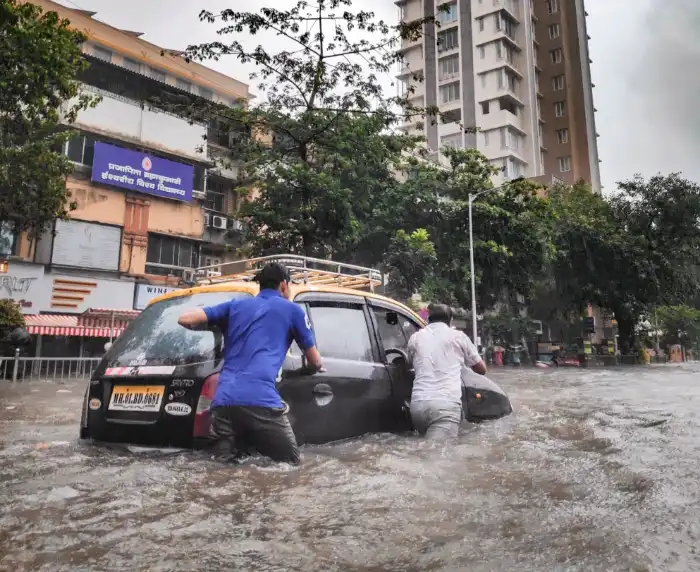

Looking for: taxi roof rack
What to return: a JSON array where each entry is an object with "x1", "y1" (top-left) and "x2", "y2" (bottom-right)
[{"x1": 194, "y1": 254, "x2": 385, "y2": 293}]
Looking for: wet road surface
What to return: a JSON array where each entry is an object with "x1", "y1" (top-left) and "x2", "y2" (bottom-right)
[{"x1": 1, "y1": 365, "x2": 699, "y2": 571}]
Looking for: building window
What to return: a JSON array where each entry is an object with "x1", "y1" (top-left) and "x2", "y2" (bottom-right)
[
  {"x1": 554, "y1": 101, "x2": 566, "y2": 117},
  {"x1": 146, "y1": 234, "x2": 200, "y2": 277},
  {"x1": 508, "y1": 158, "x2": 522, "y2": 178},
  {"x1": 556, "y1": 128, "x2": 569, "y2": 144},
  {"x1": 501, "y1": 127, "x2": 522, "y2": 151},
  {"x1": 483, "y1": 130, "x2": 490, "y2": 146},
  {"x1": 495, "y1": 11, "x2": 516, "y2": 40},
  {"x1": 550, "y1": 48, "x2": 563, "y2": 64},
  {"x1": 552, "y1": 74, "x2": 565, "y2": 91},
  {"x1": 479, "y1": 17, "x2": 485, "y2": 31},
  {"x1": 441, "y1": 133, "x2": 462, "y2": 149},
  {"x1": 547, "y1": 0, "x2": 559, "y2": 14},
  {"x1": 437, "y1": 28, "x2": 459, "y2": 52},
  {"x1": 149, "y1": 67, "x2": 167, "y2": 83},
  {"x1": 439, "y1": 55, "x2": 460, "y2": 80},
  {"x1": 176, "y1": 78, "x2": 192, "y2": 93},
  {"x1": 548, "y1": 23, "x2": 561, "y2": 39},
  {"x1": 0, "y1": 221, "x2": 17, "y2": 258},
  {"x1": 439, "y1": 81, "x2": 460, "y2": 103},
  {"x1": 122, "y1": 57, "x2": 141, "y2": 73},
  {"x1": 65, "y1": 133, "x2": 96, "y2": 166},
  {"x1": 200, "y1": 87, "x2": 214, "y2": 100},
  {"x1": 498, "y1": 41, "x2": 515, "y2": 64},
  {"x1": 93, "y1": 45, "x2": 112, "y2": 62},
  {"x1": 498, "y1": 69, "x2": 518, "y2": 92},
  {"x1": 558, "y1": 156, "x2": 571, "y2": 172},
  {"x1": 481, "y1": 101, "x2": 490, "y2": 114},
  {"x1": 480, "y1": 46, "x2": 486, "y2": 59},
  {"x1": 437, "y1": 2, "x2": 458, "y2": 24}
]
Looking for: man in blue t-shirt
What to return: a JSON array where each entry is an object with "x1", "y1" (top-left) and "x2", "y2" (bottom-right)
[{"x1": 177, "y1": 263, "x2": 323, "y2": 464}]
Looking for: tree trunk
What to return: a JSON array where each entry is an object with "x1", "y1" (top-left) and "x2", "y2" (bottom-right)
[{"x1": 616, "y1": 314, "x2": 635, "y2": 354}]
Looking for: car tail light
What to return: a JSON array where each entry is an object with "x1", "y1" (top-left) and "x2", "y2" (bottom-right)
[{"x1": 193, "y1": 373, "x2": 219, "y2": 438}]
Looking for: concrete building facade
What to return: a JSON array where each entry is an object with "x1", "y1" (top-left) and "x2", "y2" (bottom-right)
[
  {"x1": 397, "y1": 0, "x2": 600, "y2": 190},
  {"x1": 1, "y1": 0, "x2": 250, "y2": 355}
]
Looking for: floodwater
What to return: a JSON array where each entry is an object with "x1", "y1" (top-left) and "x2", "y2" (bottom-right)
[{"x1": 1, "y1": 365, "x2": 699, "y2": 572}]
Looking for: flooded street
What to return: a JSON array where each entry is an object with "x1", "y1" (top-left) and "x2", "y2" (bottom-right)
[{"x1": 1, "y1": 366, "x2": 699, "y2": 571}]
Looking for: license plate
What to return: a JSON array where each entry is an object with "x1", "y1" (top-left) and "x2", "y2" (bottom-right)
[{"x1": 108, "y1": 385, "x2": 165, "y2": 412}]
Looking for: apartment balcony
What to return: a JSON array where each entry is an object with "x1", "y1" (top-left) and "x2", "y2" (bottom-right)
[
  {"x1": 479, "y1": 108, "x2": 526, "y2": 134},
  {"x1": 65, "y1": 85, "x2": 207, "y2": 162},
  {"x1": 438, "y1": 120, "x2": 463, "y2": 138}
]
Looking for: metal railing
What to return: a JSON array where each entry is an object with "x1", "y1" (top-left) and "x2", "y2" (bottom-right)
[{"x1": 0, "y1": 354, "x2": 102, "y2": 382}]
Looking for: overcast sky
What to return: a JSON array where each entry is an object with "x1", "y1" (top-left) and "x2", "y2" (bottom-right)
[{"x1": 54, "y1": 0, "x2": 699, "y2": 193}]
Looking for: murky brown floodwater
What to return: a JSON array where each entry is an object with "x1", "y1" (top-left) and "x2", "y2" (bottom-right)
[{"x1": 1, "y1": 365, "x2": 699, "y2": 571}]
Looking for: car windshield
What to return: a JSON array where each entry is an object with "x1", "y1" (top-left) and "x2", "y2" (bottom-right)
[{"x1": 105, "y1": 291, "x2": 252, "y2": 367}]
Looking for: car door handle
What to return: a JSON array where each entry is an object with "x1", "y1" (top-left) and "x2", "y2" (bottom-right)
[{"x1": 312, "y1": 383, "x2": 333, "y2": 396}]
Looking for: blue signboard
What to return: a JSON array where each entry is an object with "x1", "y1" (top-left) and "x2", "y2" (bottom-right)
[{"x1": 91, "y1": 141, "x2": 194, "y2": 202}]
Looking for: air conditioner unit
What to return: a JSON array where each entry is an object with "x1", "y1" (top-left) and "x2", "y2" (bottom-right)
[
  {"x1": 192, "y1": 190, "x2": 206, "y2": 200},
  {"x1": 183, "y1": 269, "x2": 196, "y2": 283},
  {"x1": 203, "y1": 213, "x2": 211, "y2": 227},
  {"x1": 228, "y1": 219, "x2": 243, "y2": 231},
  {"x1": 212, "y1": 215, "x2": 227, "y2": 229}
]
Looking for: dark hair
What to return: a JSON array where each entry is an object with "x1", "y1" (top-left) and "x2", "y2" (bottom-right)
[
  {"x1": 428, "y1": 303, "x2": 452, "y2": 325},
  {"x1": 255, "y1": 262, "x2": 291, "y2": 291}
]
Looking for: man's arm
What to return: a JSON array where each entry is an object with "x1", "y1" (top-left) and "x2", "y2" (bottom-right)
[
  {"x1": 459, "y1": 333, "x2": 487, "y2": 375},
  {"x1": 178, "y1": 301, "x2": 230, "y2": 331},
  {"x1": 177, "y1": 309, "x2": 209, "y2": 330},
  {"x1": 291, "y1": 306, "x2": 323, "y2": 373}
]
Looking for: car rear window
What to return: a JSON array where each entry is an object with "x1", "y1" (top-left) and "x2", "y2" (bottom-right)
[{"x1": 105, "y1": 291, "x2": 252, "y2": 367}]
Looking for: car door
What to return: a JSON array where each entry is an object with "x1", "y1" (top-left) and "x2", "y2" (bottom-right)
[
  {"x1": 278, "y1": 292, "x2": 396, "y2": 445},
  {"x1": 367, "y1": 300, "x2": 422, "y2": 432}
]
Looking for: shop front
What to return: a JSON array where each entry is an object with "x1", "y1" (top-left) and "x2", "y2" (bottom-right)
[{"x1": 24, "y1": 308, "x2": 140, "y2": 358}]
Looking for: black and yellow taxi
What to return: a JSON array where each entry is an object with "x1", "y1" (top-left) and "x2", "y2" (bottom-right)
[{"x1": 80, "y1": 256, "x2": 512, "y2": 447}]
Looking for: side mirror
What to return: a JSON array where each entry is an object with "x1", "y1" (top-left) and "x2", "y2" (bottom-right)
[{"x1": 385, "y1": 347, "x2": 409, "y2": 367}]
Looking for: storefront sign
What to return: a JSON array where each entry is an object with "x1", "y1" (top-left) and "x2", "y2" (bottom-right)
[
  {"x1": 0, "y1": 262, "x2": 45, "y2": 314},
  {"x1": 91, "y1": 142, "x2": 194, "y2": 202},
  {"x1": 134, "y1": 284, "x2": 180, "y2": 310},
  {"x1": 52, "y1": 219, "x2": 121, "y2": 271}
]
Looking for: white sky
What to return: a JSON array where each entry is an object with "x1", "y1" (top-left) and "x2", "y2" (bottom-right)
[{"x1": 54, "y1": 0, "x2": 699, "y2": 193}]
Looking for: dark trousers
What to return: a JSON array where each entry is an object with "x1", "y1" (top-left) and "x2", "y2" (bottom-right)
[{"x1": 210, "y1": 405, "x2": 300, "y2": 465}]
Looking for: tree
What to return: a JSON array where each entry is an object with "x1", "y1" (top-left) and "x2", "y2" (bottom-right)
[
  {"x1": 656, "y1": 305, "x2": 700, "y2": 350},
  {"x1": 0, "y1": 299, "x2": 24, "y2": 330},
  {"x1": 178, "y1": 1, "x2": 459, "y2": 257},
  {"x1": 1, "y1": 0, "x2": 97, "y2": 238},
  {"x1": 385, "y1": 228, "x2": 436, "y2": 300},
  {"x1": 380, "y1": 148, "x2": 555, "y2": 312},
  {"x1": 549, "y1": 175, "x2": 700, "y2": 352}
]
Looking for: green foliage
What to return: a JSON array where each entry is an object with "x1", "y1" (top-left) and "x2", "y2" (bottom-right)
[
  {"x1": 656, "y1": 305, "x2": 700, "y2": 349},
  {"x1": 385, "y1": 228, "x2": 436, "y2": 300},
  {"x1": 0, "y1": 0, "x2": 98, "y2": 236},
  {"x1": 548, "y1": 175, "x2": 700, "y2": 351},
  {"x1": 0, "y1": 299, "x2": 25, "y2": 329}
]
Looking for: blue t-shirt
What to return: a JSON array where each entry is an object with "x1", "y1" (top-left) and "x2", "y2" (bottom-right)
[{"x1": 203, "y1": 289, "x2": 316, "y2": 408}]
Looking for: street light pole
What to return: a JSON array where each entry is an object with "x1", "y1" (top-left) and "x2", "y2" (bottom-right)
[
  {"x1": 467, "y1": 178, "x2": 523, "y2": 346},
  {"x1": 468, "y1": 194, "x2": 478, "y2": 346}
]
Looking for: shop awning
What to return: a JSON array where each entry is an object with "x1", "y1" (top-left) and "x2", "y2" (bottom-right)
[{"x1": 24, "y1": 314, "x2": 130, "y2": 337}]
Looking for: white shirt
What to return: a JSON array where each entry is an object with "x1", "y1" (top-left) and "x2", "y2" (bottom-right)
[{"x1": 407, "y1": 322, "x2": 482, "y2": 405}]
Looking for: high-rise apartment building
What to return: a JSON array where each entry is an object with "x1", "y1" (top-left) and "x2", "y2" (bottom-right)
[{"x1": 396, "y1": 0, "x2": 600, "y2": 191}]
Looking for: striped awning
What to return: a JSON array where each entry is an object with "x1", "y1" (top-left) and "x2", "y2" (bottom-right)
[{"x1": 24, "y1": 314, "x2": 129, "y2": 337}]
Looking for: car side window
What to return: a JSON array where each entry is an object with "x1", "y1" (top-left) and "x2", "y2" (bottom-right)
[
  {"x1": 401, "y1": 319, "x2": 420, "y2": 342},
  {"x1": 372, "y1": 306, "x2": 409, "y2": 351},
  {"x1": 307, "y1": 303, "x2": 373, "y2": 362}
]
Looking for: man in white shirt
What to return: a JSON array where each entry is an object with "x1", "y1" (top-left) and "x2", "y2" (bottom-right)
[{"x1": 407, "y1": 304, "x2": 487, "y2": 439}]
